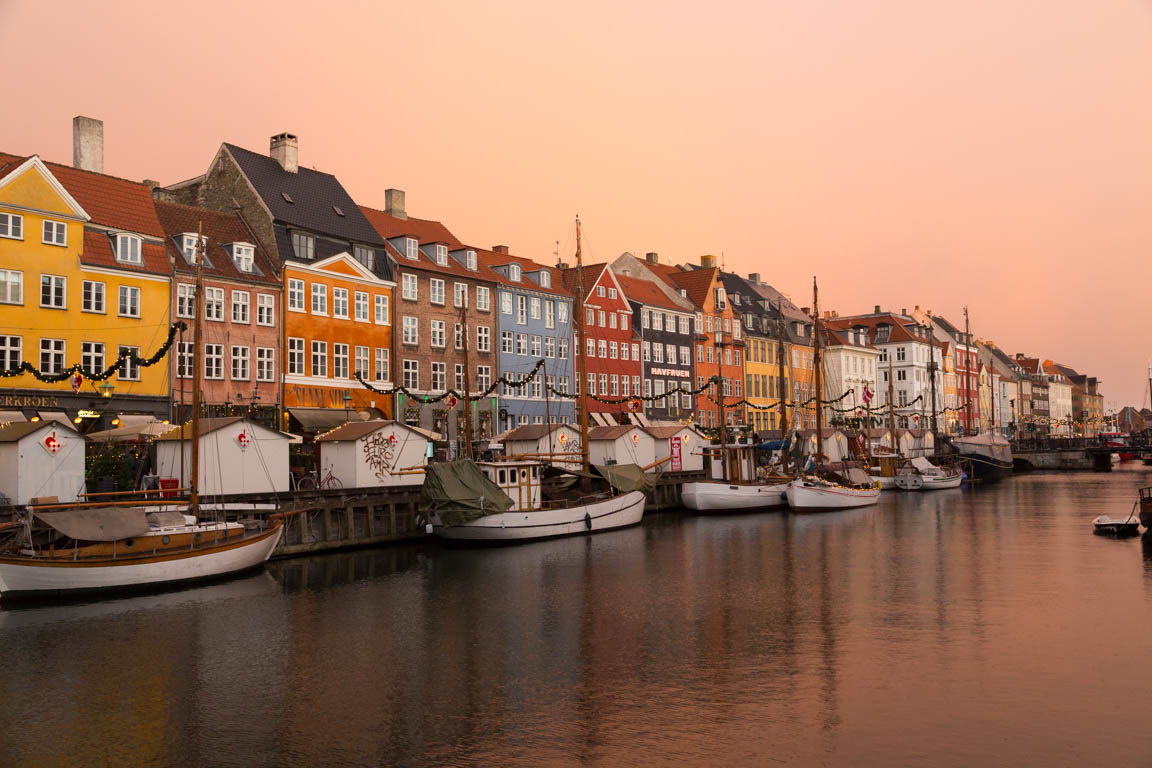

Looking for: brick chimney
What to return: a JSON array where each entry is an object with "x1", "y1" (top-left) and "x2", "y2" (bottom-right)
[
  {"x1": 492, "y1": 245, "x2": 510, "y2": 254},
  {"x1": 384, "y1": 188, "x2": 406, "y2": 220},
  {"x1": 645, "y1": 252, "x2": 659, "y2": 264},
  {"x1": 874, "y1": 305, "x2": 881, "y2": 313},
  {"x1": 748, "y1": 272, "x2": 760, "y2": 283},
  {"x1": 73, "y1": 116, "x2": 103, "y2": 173},
  {"x1": 700, "y1": 254, "x2": 716, "y2": 269},
  {"x1": 270, "y1": 133, "x2": 298, "y2": 173}
]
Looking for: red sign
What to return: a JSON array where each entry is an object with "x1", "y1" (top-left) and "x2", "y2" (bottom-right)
[
  {"x1": 70, "y1": 373, "x2": 83, "y2": 393},
  {"x1": 446, "y1": 394, "x2": 459, "y2": 410},
  {"x1": 236, "y1": 430, "x2": 251, "y2": 449},
  {"x1": 670, "y1": 438, "x2": 682, "y2": 472},
  {"x1": 42, "y1": 431, "x2": 61, "y2": 455},
  {"x1": 628, "y1": 398, "x2": 642, "y2": 412}
]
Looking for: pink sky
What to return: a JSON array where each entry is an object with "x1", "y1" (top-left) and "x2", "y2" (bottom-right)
[{"x1": 3, "y1": 0, "x2": 1150, "y2": 406}]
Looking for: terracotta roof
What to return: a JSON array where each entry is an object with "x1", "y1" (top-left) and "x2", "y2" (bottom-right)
[
  {"x1": 822, "y1": 326, "x2": 876, "y2": 350},
  {"x1": 0, "y1": 152, "x2": 164, "y2": 237},
  {"x1": 358, "y1": 204, "x2": 462, "y2": 247},
  {"x1": 153, "y1": 200, "x2": 279, "y2": 286},
  {"x1": 223, "y1": 144, "x2": 386, "y2": 246},
  {"x1": 475, "y1": 248, "x2": 572, "y2": 297},
  {"x1": 614, "y1": 274, "x2": 688, "y2": 312},
  {"x1": 78, "y1": 231, "x2": 169, "y2": 276},
  {"x1": 561, "y1": 263, "x2": 607, "y2": 299},
  {"x1": 668, "y1": 267, "x2": 718, "y2": 309},
  {"x1": 643, "y1": 261, "x2": 685, "y2": 290},
  {"x1": 826, "y1": 315, "x2": 939, "y2": 347}
]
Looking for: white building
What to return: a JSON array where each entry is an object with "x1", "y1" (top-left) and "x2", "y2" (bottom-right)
[
  {"x1": 0, "y1": 421, "x2": 86, "y2": 505},
  {"x1": 315, "y1": 421, "x2": 433, "y2": 488},
  {"x1": 821, "y1": 323, "x2": 881, "y2": 420},
  {"x1": 587, "y1": 425, "x2": 656, "y2": 469},
  {"x1": 155, "y1": 417, "x2": 291, "y2": 496},
  {"x1": 1045, "y1": 365, "x2": 1074, "y2": 436},
  {"x1": 646, "y1": 425, "x2": 707, "y2": 473},
  {"x1": 800, "y1": 428, "x2": 851, "y2": 463}
]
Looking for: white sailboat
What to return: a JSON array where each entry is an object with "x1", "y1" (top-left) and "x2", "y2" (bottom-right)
[
  {"x1": 424, "y1": 218, "x2": 646, "y2": 541},
  {"x1": 895, "y1": 456, "x2": 963, "y2": 490},
  {"x1": 786, "y1": 278, "x2": 880, "y2": 511},
  {"x1": 0, "y1": 224, "x2": 283, "y2": 602}
]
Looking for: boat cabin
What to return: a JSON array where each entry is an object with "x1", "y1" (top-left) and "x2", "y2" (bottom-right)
[
  {"x1": 0, "y1": 421, "x2": 86, "y2": 506},
  {"x1": 478, "y1": 461, "x2": 541, "y2": 512},
  {"x1": 706, "y1": 437, "x2": 758, "y2": 482},
  {"x1": 315, "y1": 420, "x2": 433, "y2": 488}
]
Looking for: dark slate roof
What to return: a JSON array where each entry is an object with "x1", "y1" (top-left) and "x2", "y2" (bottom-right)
[{"x1": 223, "y1": 143, "x2": 386, "y2": 246}]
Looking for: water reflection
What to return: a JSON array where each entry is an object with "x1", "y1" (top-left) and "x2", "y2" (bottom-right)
[{"x1": 2, "y1": 467, "x2": 1152, "y2": 767}]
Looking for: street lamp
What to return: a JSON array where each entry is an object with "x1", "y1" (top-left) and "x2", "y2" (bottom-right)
[{"x1": 98, "y1": 380, "x2": 115, "y2": 398}]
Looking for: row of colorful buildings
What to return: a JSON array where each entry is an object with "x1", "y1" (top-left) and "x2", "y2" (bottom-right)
[{"x1": 0, "y1": 118, "x2": 1105, "y2": 454}]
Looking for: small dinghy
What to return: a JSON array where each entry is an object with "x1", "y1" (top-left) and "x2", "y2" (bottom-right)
[{"x1": 1094, "y1": 503, "x2": 1140, "y2": 536}]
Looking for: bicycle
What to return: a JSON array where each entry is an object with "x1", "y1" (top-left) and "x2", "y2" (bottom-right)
[{"x1": 294, "y1": 465, "x2": 343, "y2": 491}]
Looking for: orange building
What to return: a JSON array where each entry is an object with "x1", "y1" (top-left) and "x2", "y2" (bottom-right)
[{"x1": 282, "y1": 254, "x2": 396, "y2": 427}]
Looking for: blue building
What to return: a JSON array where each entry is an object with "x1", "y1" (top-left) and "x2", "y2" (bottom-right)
[{"x1": 481, "y1": 247, "x2": 575, "y2": 433}]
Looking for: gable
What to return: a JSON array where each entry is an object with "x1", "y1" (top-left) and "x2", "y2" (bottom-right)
[
  {"x1": 0, "y1": 156, "x2": 89, "y2": 220},
  {"x1": 308, "y1": 252, "x2": 386, "y2": 283}
]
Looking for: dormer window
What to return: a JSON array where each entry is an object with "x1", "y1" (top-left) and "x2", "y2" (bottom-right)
[
  {"x1": 116, "y1": 234, "x2": 142, "y2": 264},
  {"x1": 233, "y1": 243, "x2": 255, "y2": 273},
  {"x1": 680, "y1": 289, "x2": 687, "y2": 298},
  {"x1": 292, "y1": 232, "x2": 314, "y2": 260},
  {"x1": 435, "y1": 244, "x2": 448, "y2": 266},
  {"x1": 181, "y1": 234, "x2": 206, "y2": 263},
  {"x1": 540, "y1": 271, "x2": 551, "y2": 289},
  {"x1": 405, "y1": 238, "x2": 418, "y2": 260},
  {"x1": 353, "y1": 245, "x2": 374, "y2": 271},
  {"x1": 509, "y1": 264, "x2": 521, "y2": 282},
  {"x1": 466, "y1": 250, "x2": 477, "y2": 271}
]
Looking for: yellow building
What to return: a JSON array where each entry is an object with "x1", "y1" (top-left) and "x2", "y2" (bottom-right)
[{"x1": 0, "y1": 152, "x2": 172, "y2": 430}]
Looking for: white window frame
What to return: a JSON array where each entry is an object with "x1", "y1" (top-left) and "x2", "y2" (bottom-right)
[
  {"x1": 204, "y1": 287, "x2": 224, "y2": 321},
  {"x1": 231, "y1": 290, "x2": 250, "y2": 324},
  {"x1": 42, "y1": 219, "x2": 67, "y2": 247},
  {"x1": 288, "y1": 278, "x2": 305, "y2": 311},
  {"x1": 333, "y1": 343, "x2": 350, "y2": 379},
  {"x1": 0, "y1": 212, "x2": 23, "y2": 240},
  {"x1": 257, "y1": 293, "x2": 275, "y2": 326},
  {"x1": 402, "y1": 316, "x2": 419, "y2": 345},
  {"x1": 82, "y1": 280, "x2": 105, "y2": 314},
  {"x1": 403, "y1": 359, "x2": 419, "y2": 389},
  {"x1": 430, "y1": 278, "x2": 446, "y2": 306},
  {"x1": 375, "y1": 294, "x2": 390, "y2": 325},
  {"x1": 405, "y1": 238, "x2": 419, "y2": 260},
  {"x1": 256, "y1": 347, "x2": 275, "y2": 382},
  {"x1": 454, "y1": 282, "x2": 468, "y2": 308},
  {"x1": 402, "y1": 273, "x2": 418, "y2": 301},
  {"x1": 311, "y1": 283, "x2": 328, "y2": 315},
  {"x1": 354, "y1": 291, "x2": 370, "y2": 322},
  {"x1": 118, "y1": 285, "x2": 141, "y2": 318},
  {"x1": 509, "y1": 264, "x2": 521, "y2": 282},
  {"x1": 374, "y1": 347, "x2": 390, "y2": 381},
  {"x1": 311, "y1": 341, "x2": 328, "y2": 377},
  {"x1": 288, "y1": 337, "x2": 305, "y2": 375},
  {"x1": 231, "y1": 345, "x2": 251, "y2": 381},
  {"x1": 116, "y1": 234, "x2": 142, "y2": 264},
  {"x1": 119, "y1": 345, "x2": 142, "y2": 381},
  {"x1": 332, "y1": 287, "x2": 350, "y2": 319},
  {"x1": 233, "y1": 243, "x2": 255, "y2": 272},
  {"x1": 292, "y1": 232, "x2": 315, "y2": 260},
  {"x1": 40, "y1": 274, "x2": 66, "y2": 309},
  {"x1": 81, "y1": 341, "x2": 104, "y2": 375},
  {"x1": 430, "y1": 320, "x2": 446, "y2": 348},
  {"x1": 477, "y1": 286, "x2": 490, "y2": 311},
  {"x1": 39, "y1": 338, "x2": 64, "y2": 375},
  {"x1": 477, "y1": 326, "x2": 491, "y2": 352}
]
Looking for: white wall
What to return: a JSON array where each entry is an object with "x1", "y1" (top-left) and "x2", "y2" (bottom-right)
[
  {"x1": 653, "y1": 431, "x2": 705, "y2": 473},
  {"x1": 0, "y1": 426, "x2": 86, "y2": 505},
  {"x1": 588, "y1": 430, "x2": 655, "y2": 468},
  {"x1": 157, "y1": 423, "x2": 290, "y2": 496},
  {"x1": 324, "y1": 425, "x2": 430, "y2": 488}
]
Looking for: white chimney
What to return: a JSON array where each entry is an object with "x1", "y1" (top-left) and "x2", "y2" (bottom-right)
[
  {"x1": 73, "y1": 116, "x2": 103, "y2": 173},
  {"x1": 385, "y1": 188, "x2": 406, "y2": 220},
  {"x1": 270, "y1": 132, "x2": 298, "y2": 173}
]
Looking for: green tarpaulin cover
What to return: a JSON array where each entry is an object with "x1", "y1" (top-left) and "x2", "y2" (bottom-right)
[
  {"x1": 593, "y1": 463, "x2": 653, "y2": 493},
  {"x1": 419, "y1": 461, "x2": 515, "y2": 526}
]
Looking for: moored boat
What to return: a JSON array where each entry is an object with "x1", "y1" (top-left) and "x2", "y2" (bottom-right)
[
  {"x1": 681, "y1": 479, "x2": 789, "y2": 512},
  {"x1": 786, "y1": 475, "x2": 881, "y2": 510},
  {"x1": 1139, "y1": 487, "x2": 1152, "y2": 529},
  {"x1": 896, "y1": 456, "x2": 963, "y2": 490},
  {"x1": 951, "y1": 433, "x2": 1013, "y2": 483},
  {"x1": 1093, "y1": 513, "x2": 1140, "y2": 536}
]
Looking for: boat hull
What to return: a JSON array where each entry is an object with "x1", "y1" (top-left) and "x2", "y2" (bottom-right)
[
  {"x1": 681, "y1": 481, "x2": 789, "y2": 512},
  {"x1": 0, "y1": 524, "x2": 282, "y2": 601},
  {"x1": 919, "y1": 473, "x2": 963, "y2": 490},
  {"x1": 431, "y1": 491, "x2": 646, "y2": 541},
  {"x1": 870, "y1": 475, "x2": 897, "y2": 489},
  {"x1": 785, "y1": 480, "x2": 881, "y2": 510}
]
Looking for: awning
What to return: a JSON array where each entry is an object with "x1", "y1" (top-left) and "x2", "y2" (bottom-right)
[
  {"x1": 0, "y1": 410, "x2": 28, "y2": 423},
  {"x1": 117, "y1": 413, "x2": 156, "y2": 428},
  {"x1": 38, "y1": 411, "x2": 73, "y2": 427},
  {"x1": 36, "y1": 507, "x2": 151, "y2": 542},
  {"x1": 288, "y1": 408, "x2": 357, "y2": 432},
  {"x1": 87, "y1": 421, "x2": 177, "y2": 442}
]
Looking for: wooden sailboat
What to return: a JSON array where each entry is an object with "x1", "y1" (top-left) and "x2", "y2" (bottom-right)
[
  {"x1": 425, "y1": 218, "x2": 646, "y2": 541},
  {"x1": 785, "y1": 278, "x2": 881, "y2": 511},
  {"x1": 0, "y1": 225, "x2": 283, "y2": 601},
  {"x1": 950, "y1": 307, "x2": 1012, "y2": 482}
]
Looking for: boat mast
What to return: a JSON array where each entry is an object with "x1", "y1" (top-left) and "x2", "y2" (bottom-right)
[
  {"x1": 776, "y1": 300, "x2": 789, "y2": 474},
  {"x1": 887, "y1": 349, "x2": 897, "y2": 452},
  {"x1": 812, "y1": 277, "x2": 824, "y2": 471},
  {"x1": 964, "y1": 306, "x2": 973, "y2": 435},
  {"x1": 716, "y1": 331, "x2": 728, "y2": 482},
  {"x1": 928, "y1": 344, "x2": 940, "y2": 446},
  {"x1": 572, "y1": 218, "x2": 591, "y2": 488},
  {"x1": 190, "y1": 222, "x2": 204, "y2": 514},
  {"x1": 460, "y1": 303, "x2": 473, "y2": 460}
]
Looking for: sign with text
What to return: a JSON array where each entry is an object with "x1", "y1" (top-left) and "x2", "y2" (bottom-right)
[{"x1": 670, "y1": 437, "x2": 682, "y2": 472}]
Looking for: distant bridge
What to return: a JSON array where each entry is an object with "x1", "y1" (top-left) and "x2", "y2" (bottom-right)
[{"x1": 1011, "y1": 435, "x2": 1151, "y2": 472}]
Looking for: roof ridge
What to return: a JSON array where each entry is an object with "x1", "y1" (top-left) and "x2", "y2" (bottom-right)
[{"x1": 224, "y1": 142, "x2": 339, "y2": 180}]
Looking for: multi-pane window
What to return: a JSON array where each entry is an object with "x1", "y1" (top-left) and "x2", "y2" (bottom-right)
[
  {"x1": 558, "y1": 376, "x2": 569, "y2": 394},
  {"x1": 477, "y1": 326, "x2": 491, "y2": 352},
  {"x1": 402, "y1": 316, "x2": 419, "y2": 345},
  {"x1": 0, "y1": 212, "x2": 23, "y2": 240},
  {"x1": 501, "y1": 292, "x2": 512, "y2": 315},
  {"x1": 202, "y1": 344, "x2": 222, "y2": 380},
  {"x1": 231, "y1": 290, "x2": 250, "y2": 323},
  {"x1": 81, "y1": 341, "x2": 104, "y2": 375},
  {"x1": 42, "y1": 220, "x2": 67, "y2": 246},
  {"x1": 233, "y1": 244, "x2": 255, "y2": 272},
  {"x1": 204, "y1": 287, "x2": 224, "y2": 320},
  {"x1": 311, "y1": 341, "x2": 328, "y2": 377},
  {"x1": 455, "y1": 364, "x2": 465, "y2": 392},
  {"x1": 621, "y1": 343, "x2": 629, "y2": 361},
  {"x1": 0, "y1": 269, "x2": 22, "y2": 305},
  {"x1": 430, "y1": 362, "x2": 446, "y2": 391},
  {"x1": 610, "y1": 341, "x2": 618, "y2": 359},
  {"x1": 119, "y1": 345, "x2": 141, "y2": 381},
  {"x1": 516, "y1": 296, "x2": 527, "y2": 324},
  {"x1": 598, "y1": 340, "x2": 607, "y2": 357},
  {"x1": 531, "y1": 335, "x2": 541, "y2": 357},
  {"x1": 530, "y1": 297, "x2": 541, "y2": 320},
  {"x1": 118, "y1": 286, "x2": 140, "y2": 318},
  {"x1": 353, "y1": 245, "x2": 374, "y2": 271},
  {"x1": 454, "y1": 283, "x2": 468, "y2": 308},
  {"x1": 501, "y1": 331, "x2": 514, "y2": 354},
  {"x1": 40, "y1": 275, "x2": 65, "y2": 308},
  {"x1": 643, "y1": 342, "x2": 651, "y2": 362},
  {"x1": 653, "y1": 343, "x2": 663, "y2": 363},
  {"x1": 477, "y1": 286, "x2": 490, "y2": 311},
  {"x1": 332, "y1": 287, "x2": 349, "y2": 318},
  {"x1": 610, "y1": 375, "x2": 619, "y2": 396},
  {"x1": 176, "y1": 283, "x2": 195, "y2": 317},
  {"x1": 256, "y1": 347, "x2": 275, "y2": 381},
  {"x1": 588, "y1": 372, "x2": 596, "y2": 395},
  {"x1": 405, "y1": 238, "x2": 419, "y2": 260},
  {"x1": 465, "y1": 250, "x2": 478, "y2": 271},
  {"x1": 354, "y1": 291, "x2": 369, "y2": 322},
  {"x1": 517, "y1": 334, "x2": 528, "y2": 356},
  {"x1": 430, "y1": 279, "x2": 445, "y2": 305},
  {"x1": 311, "y1": 283, "x2": 327, "y2": 314},
  {"x1": 430, "y1": 320, "x2": 446, "y2": 348},
  {"x1": 288, "y1": 338, "x2": 305, "y2": 375},
  {"x1": 545, "y1": 337, "x2": 555, "y2": 358},
  {"x1": 622, "y1": 377, "x2": 630, "y2": 397},
  {"x1": 586, "y1": 338, "x2": 595, "y2": 357},
  {"x1": 434, "y1": 244, "x2": 448, "y2": 266},
  {"x1": 509, "y1": 264, "x2": 521, "y2": 282},
  {"x1": 181, "y1": 234, "x2": 205, "y2": 263},
  {"x1": 177, "y1": 341, "x2": 193, "y2": 379},
  {"x1": 231, "y1": 346, "x2": 250, "y2": 380},
  {"x1": 632, "y1": 376, "x2": 641, "y2": 397},
  {"x1": 599, "y1": 373, "x2": 608, "y2": 395},
  {"x1": 532, "y1": 376, "x2": 542, "y2": 399},
  {"x1": 0, "y1": 335, "x2": 22, "y2": 369},
  {"x1": 288, "y1": 279, "x2": 305, "y2": 310},
  {"x1": 116, "y1": 234, "x2": 142, "y2": 264},
  {"x1": 83, "y1": 280, "x2": 105, "y2": 313},
  {"x1": 558, "y1": 303, "x2": 568, "y2": 324},
  {"x1": 292, "y1": 232, "x2": 315, "y2": 260},
  {"x1": 545, "y1": 301, "x2": 555, "y2": 328},
  {"x1": 598, "y1": 310, "x2": 606, "y2": 327},
  {"x1": 403, "y1": 360, "x2": 419, "y2": 389},
  {"x1": 454, "y1": 323, "x2": 464, "y2": 350},
  {"x1": 477, "y1": 366, "x2": 491, "y2": 392},
  {"x1": 375, "y1": 294, "x2": 390, "y2": 324},
  {"x1": 333, "y1": 343, "x2": 350, "y2": 378},
  {"x1": 374, "y1": 348, "x2": 390, "y2": 381},
  {"x1": 679, "y1": 316, "x2": 690, "y2": 334},
  {"x1": 559, "y1": 339, "x2": 569, "y2": 359},
  {"x1": 680, "y1": 346, "x2": 690, "y2": 366},
  {"x1": 402, "y1": 274, "x2": 418, "y2": 300},
  {"x1": 257, "y1": 294, "x2": 275, "y2": 326}
]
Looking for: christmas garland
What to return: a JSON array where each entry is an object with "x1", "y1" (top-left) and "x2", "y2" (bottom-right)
[{"x1": 0, "y1": 322, "x2": 187, "y2": 383}]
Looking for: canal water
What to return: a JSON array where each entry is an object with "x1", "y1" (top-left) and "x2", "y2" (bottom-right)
[{"x1": 3, "y1": 467, "x2": 1152, "y2": 767}]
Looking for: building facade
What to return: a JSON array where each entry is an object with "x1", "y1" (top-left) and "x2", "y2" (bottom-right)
[{"x1": 615, "y1": 272, "x2": 695, "y2": 422}]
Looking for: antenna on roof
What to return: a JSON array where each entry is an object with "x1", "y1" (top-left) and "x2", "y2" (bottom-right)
[{"x1": 554, "y1": 239, "x2": 560, "y2": 268}]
